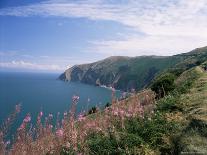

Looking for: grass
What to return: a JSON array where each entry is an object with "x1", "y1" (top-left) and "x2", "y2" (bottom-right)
[{"x1": 174, "y1": 67, "x2": 207, "y2": 152}]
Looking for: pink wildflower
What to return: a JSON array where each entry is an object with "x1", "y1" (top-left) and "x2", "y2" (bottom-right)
[
  {"x1": 18, "y1": 123, "x2": 25, "y2": 130},
  {"x1": 113, "y1": 111, "x2": 118, "y2": 116},
  {"x1": 40, "y1": 111, "x2": 43, "y2": 117},
  {"x1": 131, "y1": 88, "x2": 135, "y2": 93},
  {"x1": 78, "y1": 114, "x2": 86, "y2": 122},
  {"x1": 72, "y1": 95, "x2": 80, "y2": 102},
  {"x1": 64, "y1": 112, "x2": 67, "y2": 116},
  {"x1": 119, "y1": 110, "x2": 125, "y2": 115},
  {"x1": 126, "y1": 113, "x2": 132, "y2": 117},
  {"x1": 23, "y1": 114, "x2": 31, "y2": 123},
  {"x1": 49, "y1": 125, "x2": 53, "y2": 129},
  {"x1": 5, "y1": 140, "x2": 10, "y2": 146},
  {"x1": 111, "y1": 87, "x2": 115, "y2": 92},
  {"x1": 15, "y1": 104, "x2": 21, "y2": 113},
  {"x1": 56, "y1": 128, "x2": 64, "y2": 137}
]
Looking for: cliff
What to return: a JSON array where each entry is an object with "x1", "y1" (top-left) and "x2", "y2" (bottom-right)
[{"x1": 59, "y1": 46, "x2": 207, "y2": 91}]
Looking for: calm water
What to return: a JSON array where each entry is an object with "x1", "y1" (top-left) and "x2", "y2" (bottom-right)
[{"x1": 0, "y1": 72, "x2": 120, "y2": 130}]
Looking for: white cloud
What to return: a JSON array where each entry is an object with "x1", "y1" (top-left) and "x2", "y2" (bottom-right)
[
  {"x1": 0, "y1": 60, "x2": 64, "y2": 71},
  {"x1": 1, "y1": 0, "x2": 207, "y2": 56},
  {"x1": 89, "y1": 35, "x2": 207, "y2": 56},
  {"x1": 0, "y1": 51, "x2": 101, "y2": 71}
]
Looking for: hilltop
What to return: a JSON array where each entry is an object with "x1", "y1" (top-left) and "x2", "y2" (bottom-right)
[{"x1": 59, "y1": 46, "x2": 207, "y2": 91}]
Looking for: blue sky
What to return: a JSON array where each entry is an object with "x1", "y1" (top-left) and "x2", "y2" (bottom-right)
[{"x1": 1, "y1": 0, "x2": 207, "y2": 72}]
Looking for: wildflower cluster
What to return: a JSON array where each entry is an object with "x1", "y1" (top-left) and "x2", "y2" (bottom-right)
[{"x1": 0, "y1": 90, "x2": 156, "y2": 154}]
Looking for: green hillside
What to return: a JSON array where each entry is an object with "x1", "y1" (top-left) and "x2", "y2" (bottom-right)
[
  {"x1": 59, "y1": 55, "x2": 182, "y2": 91},
  {"x1": 81, "y1": 65, "x2": 207, "y2": 154},
  {"x1": 60, "y1": 46, "x2": 207, "y2": 92},
  {"x1": 174, "y1": 66, "x2": 207, "y2": 152}
]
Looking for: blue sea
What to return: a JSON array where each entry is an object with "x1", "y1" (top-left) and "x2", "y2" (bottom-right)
[{"x1": 0, "y1": 72, "x2": 120, "y2": 134}]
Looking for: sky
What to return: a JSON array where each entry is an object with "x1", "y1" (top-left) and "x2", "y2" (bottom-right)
[{"x1": 0, "y1": 0, "x2": 207, "y2": 72}]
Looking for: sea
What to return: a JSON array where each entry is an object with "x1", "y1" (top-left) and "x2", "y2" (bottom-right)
[{"x1": 0, "y1": 71, "x2": 121, "y2": 136}]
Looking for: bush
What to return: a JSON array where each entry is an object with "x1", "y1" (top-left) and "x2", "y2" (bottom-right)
[
  {"x1": 175, "y1": 68, "x2": 201, "y2": 94},
  {"x1": 156, "y1": 95, "x2": 182, "y2": 112},
  {"x1": 151, "y1": 73, "x2": 176, "y2": 98},
  {"x1": 88, "y1": 106, "x2": 98, "y2": 115},
  {"x1": 124, "y1": 113, "x2": 177, "y2": 149},
  {"x1": 104, "y1": 102, "x2": 111, "y2": 108},
  {"x1": 86, "y1": 132, "x2": 125, "y2": 154},
  {"x1": 85, "y1": 112, "x2": 178, "y2": 154}
]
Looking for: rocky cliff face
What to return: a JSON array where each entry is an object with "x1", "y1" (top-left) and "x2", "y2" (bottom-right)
[
  {"x1": 59, "y1": 47, "x2": 207, "y2": 91},
  {"x1": 59, "y1": 55, "x2": 184, "y2": 91},
  {"x1": 60, "y1": 56, "x2": 129, "y2": 86}
]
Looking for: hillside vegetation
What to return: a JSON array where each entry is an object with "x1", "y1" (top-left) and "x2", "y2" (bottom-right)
[
  {"x1": 59, "y1": 56, "x2": 183, "y2": 91},
  {"x1": 82, "y1": 65, "x2": 207, "y2": 154},
  {"x1": 174, "y1": 66, "x2": 207, "y2": 152},
  {"x1": 60, "y1": 46, "x2": 207, "y2": 91}
]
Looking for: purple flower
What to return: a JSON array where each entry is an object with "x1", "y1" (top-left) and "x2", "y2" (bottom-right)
[
  {"x1": 18, "y1": 123, "x2": 25, "y2": 130},
  {"x1": 5, "y1": 140, "x2": 10, "y2": 146},
  {"x1": 23, "y1": 114, "x2": 31, "y2": 123},
  {"x1": 111, "y1": 87, "x2": 115, "y2": 92},
  {"x1": 15, "y1": 104, "x2": 21, "y2": 113},
  {"x1": 40, "y1": 111, "x2": 43, "y2": 117},
  {"x1": 72, "y1": 95, "x2": 80, "y2": 102},
  {"x1": 113, "y1": 111, "x2": 118, "y2": 116},
  {"x1": 49, "y1": 124, "x2": 53, "y2": 129},
  {"x1": 78, "y1": 114, "x2": 85, "y2": 122},
  {"x1": 56, "y1": 129, "x2": 64, "y2": 137},
  {"x1": 131, "y1": 88, "x2": 135, "y2": 93},
  {"x1": 126, "y1": 113, "x2": 132, "y2": 117}
]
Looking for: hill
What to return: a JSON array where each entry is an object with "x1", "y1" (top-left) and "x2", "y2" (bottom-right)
[{"x1": 59, "y1": 46, "x2": 207, "y2": 91}]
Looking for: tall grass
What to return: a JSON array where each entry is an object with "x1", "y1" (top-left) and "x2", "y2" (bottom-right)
[{"x1": 1, "y1": 90, "x2": 170, "y2": 154}]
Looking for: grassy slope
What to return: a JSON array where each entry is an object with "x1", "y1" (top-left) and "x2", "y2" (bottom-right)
[
  {"x1": 84, "y1": 66, "x2": 207, "y2": 154},
  {"x1": 176, "y1": 66, "x2": 207, "y2": 152}
]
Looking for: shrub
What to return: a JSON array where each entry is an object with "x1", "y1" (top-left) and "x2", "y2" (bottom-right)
[
  {"x1": 151, "y1": 73, "x2": 176, "y2": 98},
  {"x1": 156, "y1": 95, "x2": 181, "y2": 112},
  {"x1": 85, "y1": 112, "x2": 178, "y2": 154},
  {"x1": 86, "y1": 131, "x2": 144, "y2": 154},
  {"x1": 124, "y1": 113, "x2": 177, "y2": 150},
  {"x1": 88, "y1": 106, "x2": 98, "y2": 115},
  {"x1": 175, "y1": 68, "x2": 201, "y2": 94},
  {"x1": 104, "y1": 102, "x2": 111, "y2": 108}
]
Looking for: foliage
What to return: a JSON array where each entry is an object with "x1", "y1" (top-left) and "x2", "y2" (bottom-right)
[
  {"x1": 88, "y1": 106, "x2": 98, "y2": 115},
  {"x1": 86, "y1": 112, "x2": 178, "y2": 154},
  {"x1": 175, "y1": 67, "x2": 202, "y2": 94},
  {"x1": 104, "y1": 102, "x2": 111, "y2": 108},
  {"x1": 156, "y1": 95, "x2": 181, "y2": 112},
  {"x1": 151, "y1": 73, "x2": 176, "y2": 98}
]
